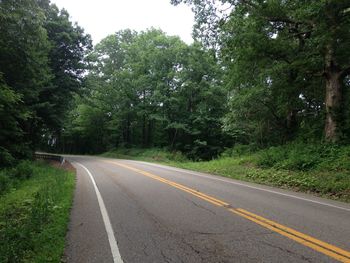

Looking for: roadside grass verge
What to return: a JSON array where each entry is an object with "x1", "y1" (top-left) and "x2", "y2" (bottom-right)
[
  {"x1": 0, "y1": 161, "x2": 75, "y2": 263},
  {"x1": 101, "y1": 148, "x2": 187, "y2": 163},
  {"x1": 172, "y1": 157, "x2": 350, "y2": 202},
  {"x1": 102, "y1": 144, "x2": 350, "y2": 202}
]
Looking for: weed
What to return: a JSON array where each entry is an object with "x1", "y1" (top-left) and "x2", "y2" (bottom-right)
[{"x1": 0, "y1": 161, "x2": 75, "y2": 263}]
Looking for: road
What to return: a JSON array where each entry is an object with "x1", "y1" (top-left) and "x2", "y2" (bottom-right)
[{"x1": 63, "y1": 156, "x2": 350, "y2": 263}]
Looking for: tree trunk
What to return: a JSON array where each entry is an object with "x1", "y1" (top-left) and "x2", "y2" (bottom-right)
[
  {"x1": 285, "y1": 109, "x2": 297, "y2": 141},
  {"x1": 127, "y1": 116, "x2": 131, "y2": 145},
  {"x1": 324, "y1": 73, "x2": 342, "y2": 142},
  {"x1": 147, "y1": 119, "x2": 153, "y2": 146},
  {"x1": 324, "y1": 45, "x2": 343, "y2": 142},
  {"x1": 142, "y1": 114, "x2": 147, "y2": 146}
]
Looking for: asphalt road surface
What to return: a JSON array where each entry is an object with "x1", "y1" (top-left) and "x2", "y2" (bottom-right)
[{"x1": 63, "y1": 156, "x2": 350, "y2": 263}]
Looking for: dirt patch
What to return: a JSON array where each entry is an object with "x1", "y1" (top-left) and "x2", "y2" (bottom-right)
[{"x1": 45, "y1": 160, "x2": 76, "y2": 173}]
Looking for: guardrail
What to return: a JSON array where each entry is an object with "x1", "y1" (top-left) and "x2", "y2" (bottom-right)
[{"x1": 34, "y1": 153, "x2": 65, "y2": 165}]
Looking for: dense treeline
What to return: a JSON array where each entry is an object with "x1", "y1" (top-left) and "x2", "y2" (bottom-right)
[
  {"x1": 60, "y1": 30, "x2": 229, "y2": 159},
  {"x1": 172, "y1": 0, "x2": 350, "y2": 145},
  {"x1": 0, "y1": 0, "x2": 91, "y2": 166},
  {"x1": 59, "y1": 0, "x2": 350, "y2": 160},
  {"x1": 1, "y1": 0, "x2": 350, "y2": 163}
]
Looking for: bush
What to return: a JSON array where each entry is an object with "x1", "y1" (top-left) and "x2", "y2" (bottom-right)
[
  {"x1": 0, "y1": 162, "x2": 75, "y2": 263},
  {"x1": 0, "y1": 173, "x2": 11, "y2": 195},
  {"x1": 256, "y1": 146, "x2": 287, "y2": 168},
  {"x1": 277, "y1": 145, "x2": 320, "y2": 171},
  {"x1": 11, "y1": 161, "x2": 34, "y2": 180},
  {"x1": 102, "y1": 147, "x2": 188, "y2": 163},
  {"x1": 220, "y1": 144, "x2": 256, "y2": 158},
  {"x1": 255, "y1": 142, "x2": 350, "y2": 172},
  {"x1": 0, "y1": 147, "x2": 15, "y2": 167}
]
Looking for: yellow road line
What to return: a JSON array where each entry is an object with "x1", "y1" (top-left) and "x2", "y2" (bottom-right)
[
  {"x1": 236, "y1": 209, "x2": 350, "y2": 259},
  {"x1": 104, "y1": 160, "x2": 350, "y2": 263},
  {"x1": 230, "y1": 209, "x2": 350, "y2": 263},
  {"x1": 105, "y1": 160, "x2": 228, "y2": 207}
]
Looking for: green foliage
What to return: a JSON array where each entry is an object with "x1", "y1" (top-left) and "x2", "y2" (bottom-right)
[
  {"x1": 0, "y1": 147, "x2": 15, "y2": 168},
  {"x1": 0, "y1": 0, "x2": 91, "y2": 166},
  {"x1": 62, "y1": 30, "x2": 229, "y2": 159},
  {"x1": 0, "y1": 161, "x2": 75, "y2": 263},
  {"x1": 102, "y1": 145, "x2": 350, "y2": 201},
  {"x1": 256, "y1": 143, "x2": 350, "y2": 171},
  {"x1": 221, "y1": 144, "x2": 257, "y2": 158},
  {"x1": 173, "y1": 0, "x2": 350, "y2": 144},
  {"x1": 0, "y1": 0, "x2": 48, "y2": 165},
  {"x1": 102, "y1": 148, "x2": 188, "y2": 163},
  {"x1": 37, "y1": 3, "x2": 92, "y2": 135},
  {"x1": 0, "y1": 160, "x2": 37, "y2": 195},
  {"x1": 0, "y1": 173, "x2": 11, "y2": 195},
  {"x1": 10, "y1": 161, "x2": 34, "y2": 180}
]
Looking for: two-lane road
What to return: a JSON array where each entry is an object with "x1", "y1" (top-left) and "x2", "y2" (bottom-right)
[{"x1": 64, "y1": 156, "x2": 350, "y2": 263}]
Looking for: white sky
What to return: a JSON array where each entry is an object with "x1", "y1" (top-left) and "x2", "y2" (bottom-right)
[{"x1": 50, "y1": 0, "x2": 195, "y2": 45}]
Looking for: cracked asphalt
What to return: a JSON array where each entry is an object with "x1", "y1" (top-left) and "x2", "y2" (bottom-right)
[{"x1": 63, "y1": 156, "x2": 350, "y2": 263}]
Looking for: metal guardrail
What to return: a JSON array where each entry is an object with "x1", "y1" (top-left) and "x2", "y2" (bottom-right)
[{"x1": 34, "y1": 153, "x2": 65, "y2": 165}]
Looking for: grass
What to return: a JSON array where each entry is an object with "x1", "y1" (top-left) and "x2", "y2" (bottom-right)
[
  {"x1": 101, "y1": 148, "x2": 187, "y2": 162},
  {"x1": 101, "y1": 144, "x2": 350, "y2": 202},
  {"x1": 0, "y1": 161, "x2": 75, "y2": 263}
]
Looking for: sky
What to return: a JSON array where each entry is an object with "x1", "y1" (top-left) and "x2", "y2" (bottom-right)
[{"x1": 50, "y1": 0, "x2": 195, "y2": 45}]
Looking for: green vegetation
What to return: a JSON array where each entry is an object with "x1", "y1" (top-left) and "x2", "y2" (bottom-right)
[
  {"x1": 172, "y1": 0, "x2": 350, "y2": 144},
  {"x1": 2, "y1": 1, "x2": 350, "y2": 165},
  {"x1": 0, "y1": 161, "x2": 75, "y2": 263},
  {"x1": 55, "y1": 1, "x2": 350, "y2": 165},
  {"x1": 60, "y1": 30, "x2": 228, "y2": 160},
  {"x1": 102, "y1": 144, "x2": 350, "y2": 202},
  {"x1": 0, "y1": 0, "x2": 349, "y2": 238},
  {"x1": 102, "y1": 148, "x2": 188, "y2": 162},
  {"x1": 0, "y1": 0, "x2": 91, "y2": 167}
]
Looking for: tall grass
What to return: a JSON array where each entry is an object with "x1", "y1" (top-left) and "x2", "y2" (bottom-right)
[
  {"x1": 102, "y1": 147, "x2": 187, "y2": 162},
  {"x1": 101, "y1": 143, "x2": 350, "y2": 202},
  {"x1": 0, "y1": 161, "x2": 75, "y2": 263}
]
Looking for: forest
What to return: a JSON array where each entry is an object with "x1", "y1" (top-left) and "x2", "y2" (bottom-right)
[
  {"x1": 1, "y1": 0, "x2": 350, "y2": 164},
  {"x1": 1, "y1": 1, "x2": 350, "y2": 261}
]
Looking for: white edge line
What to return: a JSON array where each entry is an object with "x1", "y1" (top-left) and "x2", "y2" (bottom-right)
[
  {"x1": 74, "y1": 162, "x2": 124, "y2": 263},
  {"x1": 127, "y1": 161, "x2": 350, "y2": 213}
]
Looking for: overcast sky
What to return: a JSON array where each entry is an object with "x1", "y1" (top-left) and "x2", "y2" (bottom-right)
[{"x1": 50, "y1": 0, "x2": 195, "y2": 45}]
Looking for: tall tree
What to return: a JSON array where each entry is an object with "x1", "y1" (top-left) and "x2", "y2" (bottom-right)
[
  {"x1": 173, "y1": 0, "x2": 350, "y2": 143},
  {"x1": 62, "y1": 29, "x2": 228, "y2": 159},
  {"x1": 0, "y1": 0, "x2": 92, "y2": 164},
  {"x1": 38, "y1": 1, "x2": 92, "y2": 146},
  {"x1": 0, "y1": 0, "x2": 51, "y2": 163}
]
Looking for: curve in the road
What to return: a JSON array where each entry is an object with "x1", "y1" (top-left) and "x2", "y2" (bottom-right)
[
  {"x1": 104, "y1": 159, "x2": 350, "y2": 263},
  {"x1": 75, "y1": 162, "x2": 124, "y2": 263}
]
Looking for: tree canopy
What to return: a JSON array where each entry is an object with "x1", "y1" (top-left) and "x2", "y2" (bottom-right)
[
  {"x1": 60, "y1": 29, "x2": 229, "y2": 160},
  {"x1": 1, "y1": 0, "x2": 350, "y2": 164},
  {"x1": 0, "y1": 0, "x2": 91, "y2": 166},
  {"x1": 173, "y1": 0, "x2": 350, "y2": 145}
]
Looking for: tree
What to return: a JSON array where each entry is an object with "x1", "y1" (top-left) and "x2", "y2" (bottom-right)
[
  {"x1": 169, "y1": 42, "x2": 228, "y2": 159},
  {"x1": 38, "y1": 1, "x2": 92, "y2": 148},
  {"x1": 173, "y1": 0, "x2": 350, "y2": 143},
  {"x1": 0, "y1": 0, "x2": 51, "y2": 163},
  {"x1": 61, "y1": 29, "x2": 228, "y2": 159},
  {"x1": 0, "y1": 0, "x2": 92, "y2": 164},
  {"x1": 0, "y1": 76, "x2": 26, "y2": 166}
]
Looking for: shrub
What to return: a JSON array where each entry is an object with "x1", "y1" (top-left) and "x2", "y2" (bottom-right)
[
  {"x1": 255, "y1": 142, "x2": 350, "y2": 172},
  {"x1": 0, "y1": 147, "x2": 15, "y2": 167},
  {"x1": 11, "y1": 161, "x2": 34, "y2": 180},
  {"x1": 0, "y1": 173, "x2": 11, "y2": 195},
  {"x1": 221, "y1": 144, "x2": 257, "y2": 158},
  {"x1": 256, "y1": 146, "x2": 287, "y2": 168},
  {"x1": 277, "y1": 145, "x2": 320, "y2": 171},
  {"x1": 0, "y1": 162, "x2": 75, "y2": 262}
]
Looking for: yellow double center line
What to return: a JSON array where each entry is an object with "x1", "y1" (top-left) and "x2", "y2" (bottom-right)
[{"x1": 104, "y1": 160, "x2": 350, "y2": 263}]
